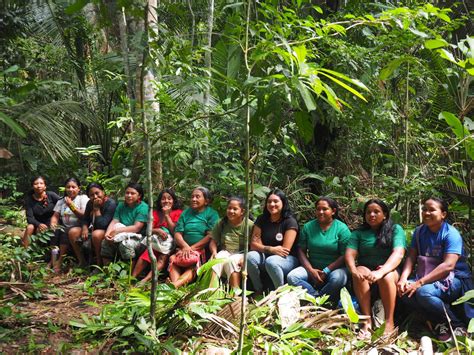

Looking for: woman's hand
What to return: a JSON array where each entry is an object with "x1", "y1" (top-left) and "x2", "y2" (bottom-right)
[
  {"x1": 404, "y1": 280, "x2": 423, "y2": 297},
  {"x1": 155, "y1": 228, "x2": 168, "y2": 240},
  {"x1": 180, "y1": 246, "x2": 193, "y2": 258},
  {"x1": 92, "y1": 197, "x2": 103, "y2": 210},
  {"x1": 397, "y1": 278, "x2": 409, "y2": 296},
  {"x1": 270, "y1": 246, "x2": 290, "y2": 257},
  {"x1": 37, "y1": 223, "x2": 48, "y2": 233},
  {"x1": 350, "y1": 268, "x2": 366, "y2": 283},
  {"x1": 309, "y1": 268, "x2": 325, "y2": 285},
  {"x1": 64, "y1": 196, "x2": 73, "y2": 207},
  {"x1": 365, "y1": 269, "x2": 384, "y2": 284},
  {"x1": 81, "y1": 226, "x2": 89, "y2": 241}
]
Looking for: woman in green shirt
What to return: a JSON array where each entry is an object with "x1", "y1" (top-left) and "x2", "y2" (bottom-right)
[
  {"x1": 345, "y1": 199, "x2": 406, "y2": 338},
  {"x1": 169, "y1": 187, "x2": 219, "y2": 288},
  {"x1": 287, "y1": 197, "x2": 351, "y2": 305}
]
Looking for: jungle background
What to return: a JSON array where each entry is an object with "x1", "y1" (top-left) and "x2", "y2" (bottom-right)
[{"x1": 0, "y1": 0, "x2": 473, "y2": 352}]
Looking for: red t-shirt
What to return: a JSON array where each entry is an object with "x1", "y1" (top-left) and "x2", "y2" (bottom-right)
[{"x1": 152, "y1": 209, "x2": 183, "y2": 229}]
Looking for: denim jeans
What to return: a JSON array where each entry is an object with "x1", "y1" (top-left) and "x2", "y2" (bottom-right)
[
  {"x1": 247, "y1": 251, "x2": 299, "y2": 292},
  {"x1": 400, "y1": 277, "x2": 463, "y2": 327},
  {"x1": 287, "y1": 266, "x2": 348, "y2": 303}
]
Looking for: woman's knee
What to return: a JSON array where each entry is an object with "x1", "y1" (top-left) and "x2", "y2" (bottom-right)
[
  {"x1": 246, "y1": 251, "x2": 261, "y2": 266},
  {"x1": 92, "y1": 230, "x2": 105, "y2": 241},
  {"x1": 327, "y1": 268, "x2": 348, "y2": 286},
  {"x1": 287, "y1": 268, "x2": 305, "y2": 285}
]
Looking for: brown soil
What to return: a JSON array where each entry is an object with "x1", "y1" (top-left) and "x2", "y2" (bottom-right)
[{"x1": 0, "y1": 274, "x2": 115, "y2": 354}]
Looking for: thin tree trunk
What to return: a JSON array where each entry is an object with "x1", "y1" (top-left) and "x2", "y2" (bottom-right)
[
  {"x1": 238, "y1": 0, "x2": 253, "y2": 352},
  {"x1": 118, "y1": 6, "x2": 135, "y2": 131},
  {"x1": 139, "y1": 2, "x2": 158, "y2": 328}
]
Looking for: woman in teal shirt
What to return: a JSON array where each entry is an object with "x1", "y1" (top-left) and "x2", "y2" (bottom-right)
[
  {"x1": 287, "y1": 197, "x2": 351, "y2": 305},
  {"x1": 169, "y1": 187, "x2": 219, "y2": 288},
  {"x1": 345, "y1": 199, "x2": 406, "y2": 338}
]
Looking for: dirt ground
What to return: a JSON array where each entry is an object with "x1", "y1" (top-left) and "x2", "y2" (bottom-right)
[{"x1": 0, "y1": 274, "x2": 114, "y2": 354}]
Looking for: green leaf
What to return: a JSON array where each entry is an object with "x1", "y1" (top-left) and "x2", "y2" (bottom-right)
[
  {"x1": 318, "y1": 72, "x2": 368, "y2": 102},
  {"x1": 449, "y1": 176, "x2": 467, "y2": 189},
  {"x1": 65, "y1": 0, "x2": 89, "y2": 14},
  {"x1": 294, "y1": 78, "x2": 316, "y2": 112},
  {"x1": 295, "y1": 111, "x2": 313, "y2": 143},
  {"x1": 469, "y1": 318, "x2": 474, "y2": 333},
  {"x1": 293, "y1": 45, "x2": 307, "y2": 65},
  {"x1": 438, "y1": 49, "x2": 457, "y2": 64},
  {"x1": 452, "y1": 290, "x2": 474, "y2": 305},
  {"x1": 340, "y1": 287, "x2": 359, "y2": 323},
  {"x1": 440, "y1": 111, "x2": 464, "y2": 139},
  {"x1": 0, "y1": 111, "x2": 27, "y2": 137},
  {"x1": 253, "y1": 325, "x2": 279, "y2": 338},
  {"x1": 424, "y1": 39, "x2": 448, "y2": 50},
  {"x1": 2, "y1": 65, "x2": 19, "y2": 74}
]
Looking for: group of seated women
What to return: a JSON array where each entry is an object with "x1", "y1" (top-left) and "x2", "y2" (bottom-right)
[{"x1": 23, "y1": 176, "x2": 472, "y2": 341}]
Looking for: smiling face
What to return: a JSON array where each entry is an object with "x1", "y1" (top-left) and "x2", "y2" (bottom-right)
[
  {"x1": 88, "y1": 187, "x2": 105, "y2": 201},
  {"x1": 227, "y1": 200, "x2": 244, "y2": 225},
  {"x1": 65, "y1": 181, "x2": 80, "y2": 199},
  {"x1": 316, "y1": 200, "x2": 335, "y2": 226},
  {"x1": 190, "y1": 189, "x2": 207, "y2": 211},
  {"x1": 160, "y1": 192, "x2": 174, "y2": 209},
  {"x1": 422, "y1": 199, "x2": 447, "y2": 231},
  {"x1": 365, "y1": 202, "x2": 386, "y2": 230},
  {"x1": 32, "y1": 178, "x2": 46, "y2": 195},
  {"x1": 124, "y1": 187, "x2": 141, "y2": 206},
  {"x1": 266, "y1": 194, "x2": 283, "y2": 218}
]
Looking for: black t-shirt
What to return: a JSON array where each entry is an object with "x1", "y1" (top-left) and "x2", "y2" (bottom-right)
[
  {"x1": 255, "y1": 214, "x2": 299, "y2": 256},
  {"x1": 82, "y1": 198, "x2": 117, "y2": 231},
  {"x1": 25, "y1": 191, "x2": 60, "y2": 226}
]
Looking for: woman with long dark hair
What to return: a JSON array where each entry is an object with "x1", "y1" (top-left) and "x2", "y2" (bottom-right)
[
  {"x1": 80, "y1": 182, "x2": 117, "y2": 266},
  {"x1": 247, "y1": 189, "x2": 299, "y2": 295},
  {"x1": 132, "y1": 188, "x2": 183, "y2": 282},
  {"x1": 345, "y1": 199, "x2": 406, "y2": 337},
  {"x1": 288, "y1": 197, "x2": 351, "y2": 305},
  {"x1": 50, "y1": 177, "x2": 89, "y2": 272}
]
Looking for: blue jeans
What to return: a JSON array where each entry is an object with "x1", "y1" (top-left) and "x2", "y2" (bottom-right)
[
  {"x1": 247, "y1": 251, "x2": 299, "y2": 292},
  {"x1": 400, "y1": 277, "x2": 463, "y2": 327},
  {"x1": 287, "y1": 266, "x2": 348, "y2": 303}
]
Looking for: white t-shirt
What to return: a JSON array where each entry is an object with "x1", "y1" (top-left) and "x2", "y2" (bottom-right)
[{"x1": 53, "y1": 194, "x2": 89, "y2": 228}]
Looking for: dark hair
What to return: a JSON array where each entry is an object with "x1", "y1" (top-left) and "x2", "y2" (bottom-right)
[
  {"x1": 315, "y1": 196, "x2": 340, "y2": 220},
  {"x1": 126, "y1": 182, "x2": 144, "y2": 199},
  {"x1": 31, "y1": 175, "x2": 46, "y2": 186},
  {"x1": 361, "y1": 198, "x2": 394, "y2": 249},
  {"x1": 28, "y1": 176, "x2": 47, "y2": 196},
  {"x1": 423, "y1": 197, "x2": 449, "y2": 216},
  {"x1": 262, "y1": 188, "x2": 293, "y2": 220},
  {"x1": 157, "y1": 188, "x2": 181, "y2": 210},
  {"x1": 86, "y1": 182, "x2": 105, "y2": 196},
  {"x1": 63, "y1": 177, "x2": 81, "y2": 197},
  {"x1": 193, "y1": 186, "x2": 212, "y2": 203}
]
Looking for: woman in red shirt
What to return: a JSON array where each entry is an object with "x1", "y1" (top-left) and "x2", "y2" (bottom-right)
[{"x1": 132, "y1": 189, "x2": 183, "y2": 282}]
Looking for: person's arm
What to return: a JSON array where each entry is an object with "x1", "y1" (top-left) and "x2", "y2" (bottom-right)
[
  {"x1": 104, "y1": 219, "x2": 119, "y2": 241},
  {"x1": 345, "y1": 247, "x2": 365, "y2": 282},
  {"x1": 398, "y1": 247, "x2": 417, "y2": 296},
  {"x1": 209, "y1": 239, "x2": 218, "y2": 258},
  {"x1": 404, "y1": 253, "x2": 460, "y2": 297},
  {"x1": 93, "y1": 200, "x2": 116, "y2": 230},
  {"x1": 65, "y1": 196, "x2": 87, "y2": 219},
  {"x1": 250, "y1": 225, "x2": 265, "y2": 252},
  {"x1": 365, "y1": 247, "x2": 405, "y2": 283},
  {"x1": 50, "y1": 211, "x2": 60, "y2": 230},
  {"x1": 25, "y1": 196, "x2": 41, "y2": 227}
]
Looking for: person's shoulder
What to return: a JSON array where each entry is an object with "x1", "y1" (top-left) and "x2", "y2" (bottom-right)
[
  {"x1": 393, "y1": 223, "x2": 405, "y2": 233},
  {"x1": 445, "y1": 223, "x2": 462, "y2": 239},
  {"x1": 47, "y1": 191, "x2": 60, "y2": 200},
  {"x1": 302, "y1": 219, "x2": 317, "y2": 229},
  {"x1": 106, "y1": 198, "x2": 117, "y2": 207},
  {"x1": 284, "y1": 215, "x2": 298, "y2": 225},
  {"x1": 171, "y1": 209, "x2": 183, "y2": 217}
]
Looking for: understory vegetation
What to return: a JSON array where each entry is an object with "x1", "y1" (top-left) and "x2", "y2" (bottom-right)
[{"x1": 1, "y1": 0, "x2": 473, "y2": 352}]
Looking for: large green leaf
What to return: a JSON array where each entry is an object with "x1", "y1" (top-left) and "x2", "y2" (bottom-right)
[
  {"x1": 294, "y1": 111, "x2": 313, "y2": 143},
  {"x1": 0, "y1": 111, "x2": 26, "y2": 138},
  {"x1": 340, "y1": 287, "x2": 359, "y2": 323}
]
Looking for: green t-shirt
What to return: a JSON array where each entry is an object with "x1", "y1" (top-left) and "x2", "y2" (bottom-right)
[
  {"x1": 211, "y1": 218, "x2": 254, "y2": 254},
  {"x1": 299, "y1": 219, "x2": 351, "y2": 270},
  {"x1": 175, "y1": 206, "x2": 219, "y2": 245},
  {"x1": 113, "y1": 201, "x2": 149, "y2": 226},
  {"x1": 347, "y1": 224, "x2": 406, "y2": 269}
]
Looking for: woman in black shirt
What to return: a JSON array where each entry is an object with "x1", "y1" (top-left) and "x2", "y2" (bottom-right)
[{"x1": 22, "y1": 176, "x2": 60, "y2": 247}]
